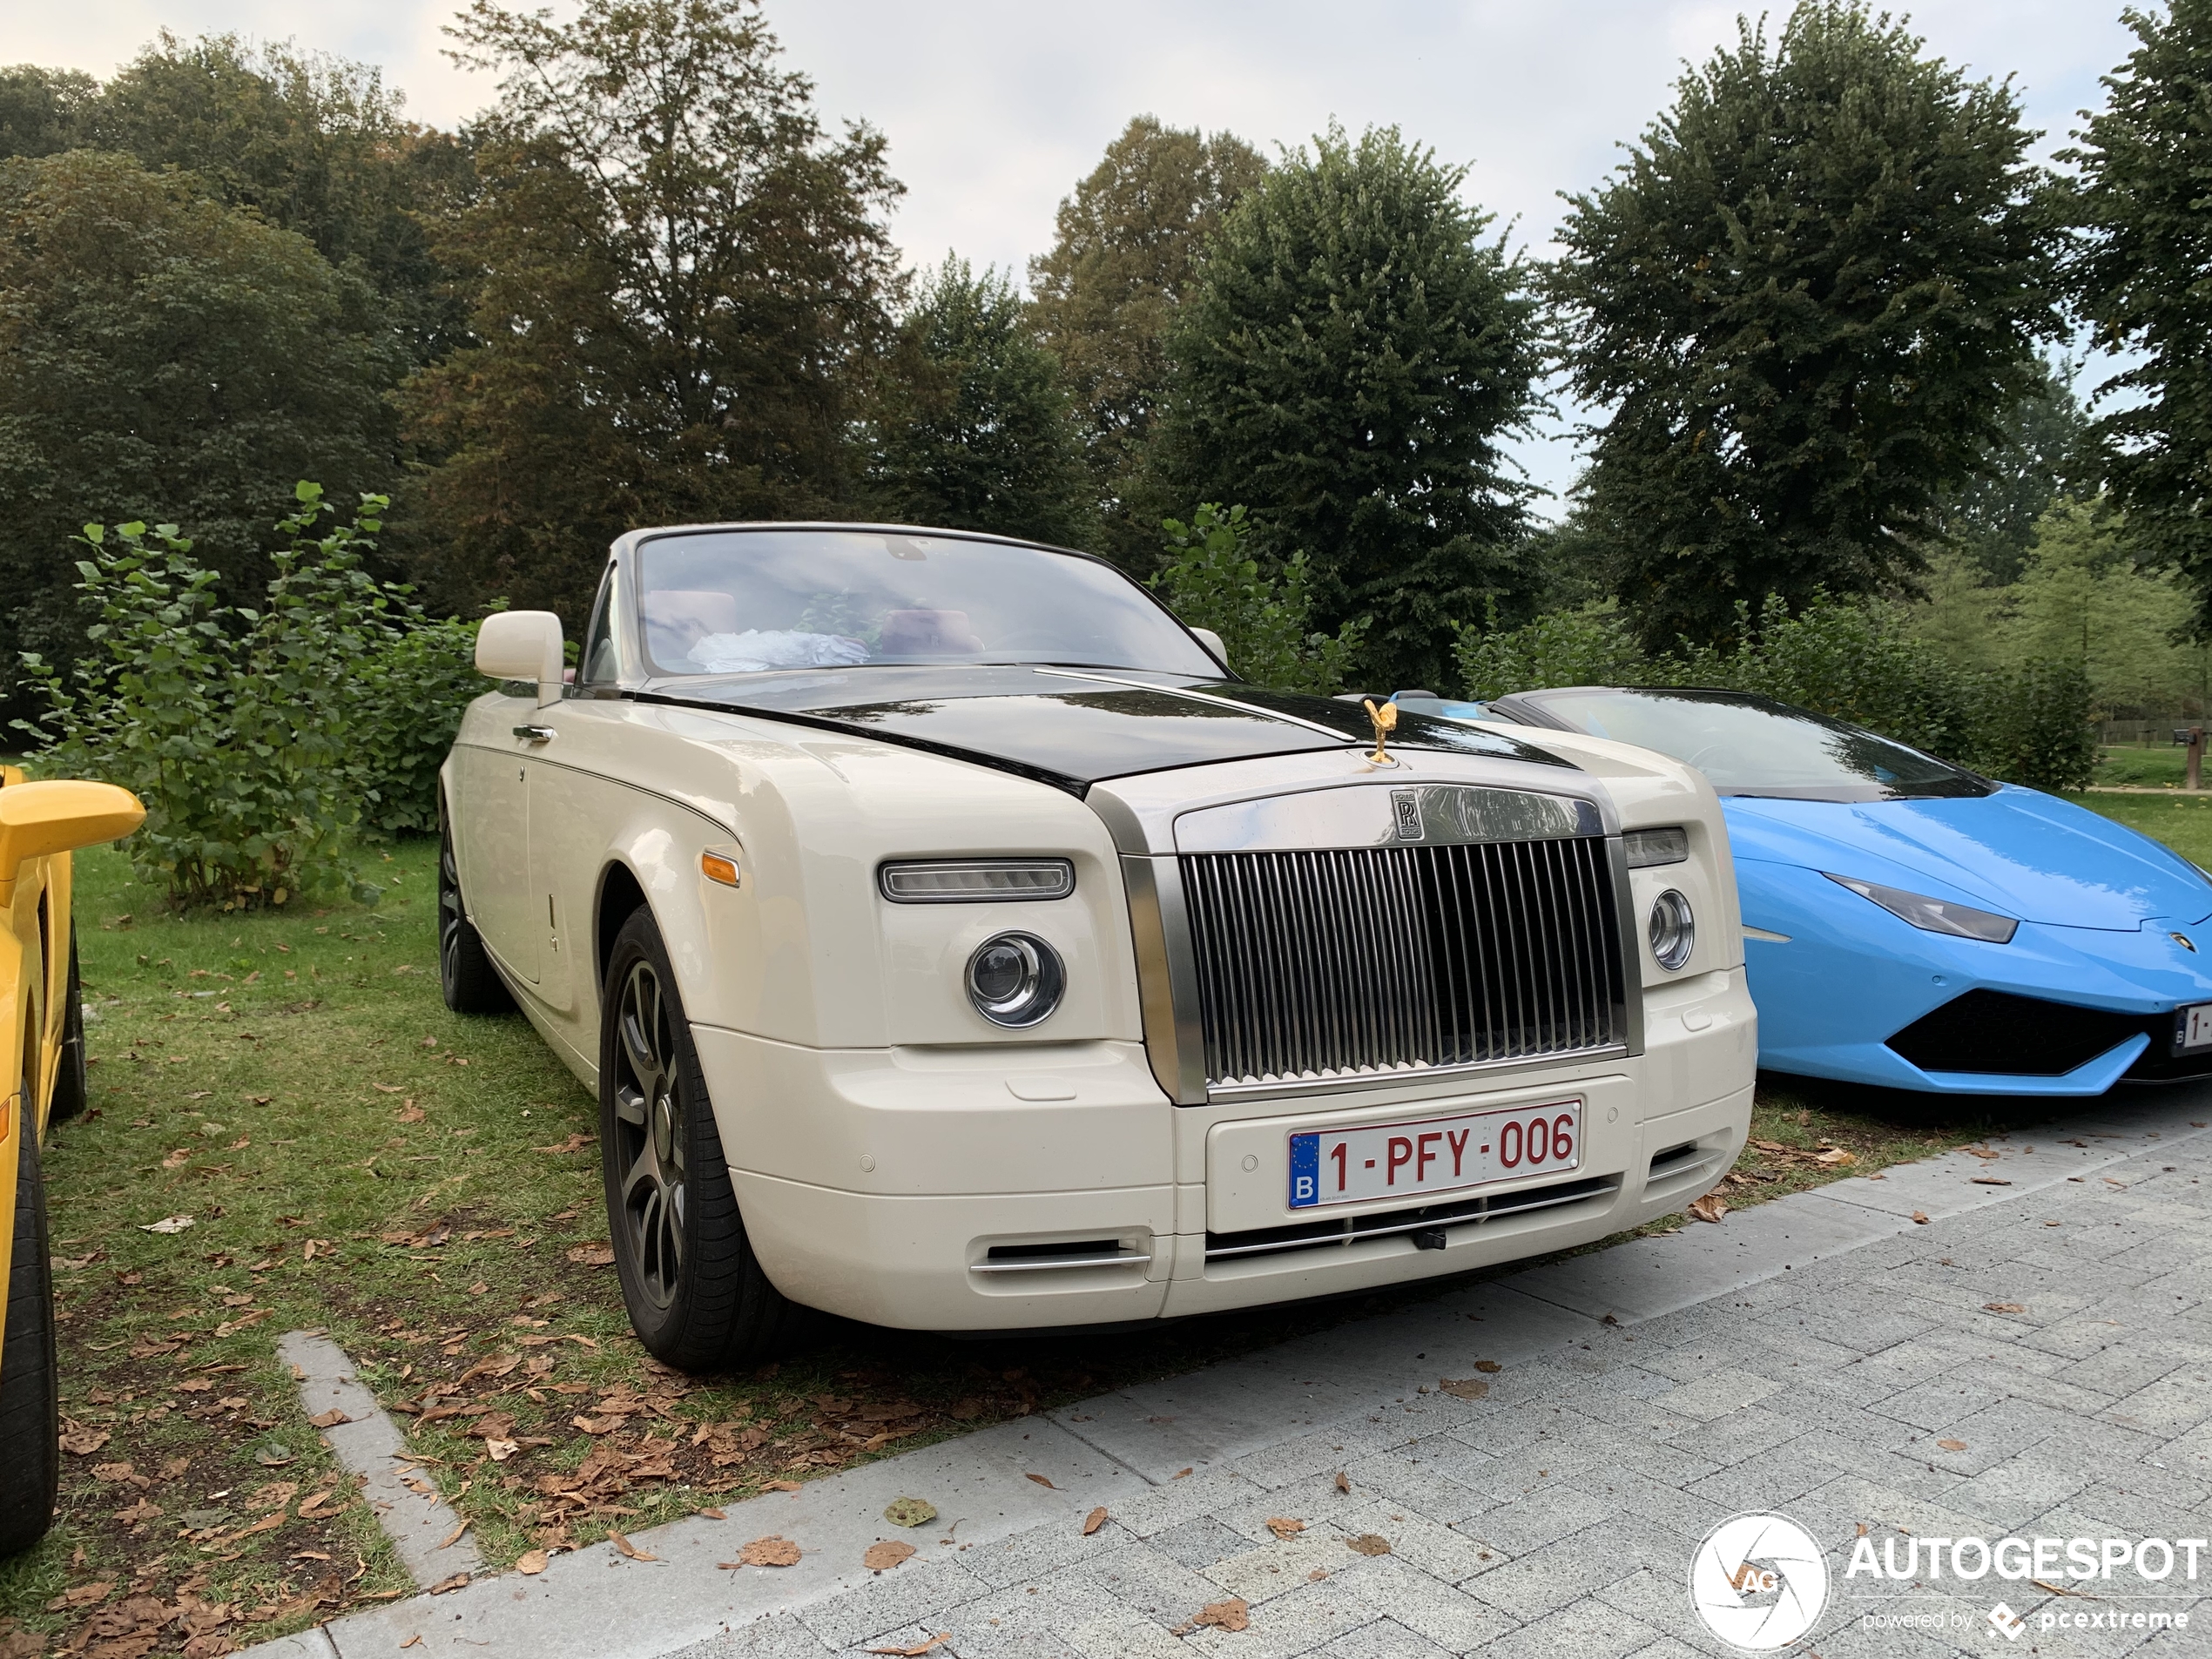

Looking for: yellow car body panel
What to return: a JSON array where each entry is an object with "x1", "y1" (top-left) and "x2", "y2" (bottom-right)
[{"x1": 0, "y1": 775, "x2": 144, "y2": 1555}]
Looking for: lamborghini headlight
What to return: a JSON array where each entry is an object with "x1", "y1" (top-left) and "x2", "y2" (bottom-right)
[{"x1": 1824, "y1": 873, "x2": 2018, "y2": 944}]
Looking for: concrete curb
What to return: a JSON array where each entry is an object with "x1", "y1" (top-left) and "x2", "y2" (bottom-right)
[
  {"x1": 242, "y1": 1091, "x2": 2212, "y2": 1658},
  {"x1": 277, "y1": 1330, "x2": 484, "y2": 1586}
]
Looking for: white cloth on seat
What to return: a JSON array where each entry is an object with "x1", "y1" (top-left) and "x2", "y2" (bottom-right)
[{"x1": 690, "y1": 631, "x2": 870, "y2": 674}]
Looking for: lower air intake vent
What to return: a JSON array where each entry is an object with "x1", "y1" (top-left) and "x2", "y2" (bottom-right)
[
  {"x1": 1887, "y1": 990, "x2": 2149, "y2": 1076},
  {"x1": 1204, "y1": 1174, "x2": 1617, "y2": 1264},
  {"x1": 973, "y1": 1240, "x2": 1150, "y2": 1274}
]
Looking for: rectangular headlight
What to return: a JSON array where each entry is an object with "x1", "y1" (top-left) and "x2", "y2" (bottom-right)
[
  {"x1": 1825, "y1": 873, "x2": 2018, "y2": 944},
  {"x1": 879, "y1": 859, "x2": 1075, "y2": 903},
  {"x1": 1623, "y1": 826, "x2": 1689, "y2": 868}
]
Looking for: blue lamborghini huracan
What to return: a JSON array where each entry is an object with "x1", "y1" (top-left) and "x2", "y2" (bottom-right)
[{"x1": 1460, "y1": 686, "x2": 2212, "y2": 1096}]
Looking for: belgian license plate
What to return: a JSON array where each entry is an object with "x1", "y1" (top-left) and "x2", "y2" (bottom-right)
[
  {"x1": 2182, "y1": 1003, "x2": 2212, "y2": 1050},
  {"x1": 1287, "y1": 1099, "x2": 1582, "y2": 1211}
]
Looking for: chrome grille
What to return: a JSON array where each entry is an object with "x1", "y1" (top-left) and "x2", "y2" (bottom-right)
[{"x1": 1180, "y1": 836, "x2": 1626, "y2": 1088}]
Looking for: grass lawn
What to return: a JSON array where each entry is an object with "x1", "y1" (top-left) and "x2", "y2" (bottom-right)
[
  {"x1": 2091, "y1": 743, "x2": 2194, "y2": 788},
  {"x1": 2064, "y1": 790, "x2": 2212, "y2": 867},
  {"x1": 1, "y1": 798, "x2": 2188, "y2": 1653}
]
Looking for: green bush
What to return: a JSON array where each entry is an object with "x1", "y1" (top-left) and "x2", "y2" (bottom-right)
[
  {"x1": 1453, "y1": 592, "x2": 2096, "y2": 793},
  {"x1": 351, "y1": 612, "x2": 485, "y2": 837},
  {"x1": 19, "y1": 484, "x2": 482, "y2": 908},
  {"x1": 1150, "y1": 503, "x2": 1365, "y2": 694}
]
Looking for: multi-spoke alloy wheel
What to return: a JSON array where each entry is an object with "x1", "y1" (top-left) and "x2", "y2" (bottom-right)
[
  {"x1": 611, "y1": 960, "x2": 687, "y2": 1310},
  {"x1": 597, "y1": 907, "x2": 804, "y2": 1369}
]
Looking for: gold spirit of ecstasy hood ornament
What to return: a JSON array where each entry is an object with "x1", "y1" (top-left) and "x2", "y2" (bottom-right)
[{"x1": 1361, "y1": 698, "x2": 1398, "y2": 765}]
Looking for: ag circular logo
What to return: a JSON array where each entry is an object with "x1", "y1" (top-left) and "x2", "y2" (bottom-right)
[{"x1": 1689, "y1": 1512, "x2": 1830, "y2": 1650}]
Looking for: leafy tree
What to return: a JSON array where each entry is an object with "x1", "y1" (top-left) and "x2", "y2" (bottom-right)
[
  {"x1": 1928, "y1": 361, "x2": 2094, "y2": 585},
  {"x1": 1150, "y1": 504, "x2": 1364, "y2": 693},
  {"x1": 1028, "y1": 117, "x2": 1266, "y2": 564},
  {"x1": 1554, "y1": 2, "x2": 2060, "y2": 648},
  {"x1": 1157, "y1": 124, "x2": 1541, "y2": 694},
  {"x1": 2, "y1": 37, "x2": 475, "y2": 366},
  {"x1": 2061, "y1": 1, "x2": 2212, "y2": 621},
  {"x1": 0, "y1": 65, "x2": 96, "y2": 157},
  {"x1": 398, "y1": 0, "x2": 900, "y2": 624},
  {"x1": 0, "y1": 151, "x2": 404, "y2": 685},
  {"x1": 861, "y1": 257, "x2": 1090, "y2": 544}
]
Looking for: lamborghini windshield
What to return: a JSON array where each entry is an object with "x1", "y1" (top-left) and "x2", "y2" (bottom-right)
[
  {"x1": 1509, "y1": 688, "x2": 1996, "y2": 801},
  {"x1": 633, "y1": 528, "x2": 1221, "y2": 678}
]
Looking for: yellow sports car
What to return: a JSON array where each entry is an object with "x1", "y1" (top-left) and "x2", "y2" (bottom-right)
[{"x1": 0, "y1": 776, "x2": 145, "y2": 1556}]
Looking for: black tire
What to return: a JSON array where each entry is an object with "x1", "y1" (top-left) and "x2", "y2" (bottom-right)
[
  {"x1": 599, "y1": 907, "x2": 804, "y2": 1370},
  {"x1": 48, "y1": 935, "x2": 86, "y2": 1126},
  {"x1": 439, "y1": 806, "x2": 515, "y2": 1016},
  {"x1": 0, "y1": 1103, "x2": 59, "y2": 1556}
]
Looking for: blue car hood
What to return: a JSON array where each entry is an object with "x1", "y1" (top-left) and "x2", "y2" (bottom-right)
[{"x1": 1723, "y1": 788, "x2": 2212, "y2": 931}]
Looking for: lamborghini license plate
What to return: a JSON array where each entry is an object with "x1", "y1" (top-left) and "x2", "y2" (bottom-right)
[{"x1": 2181, "y1": 1003, "x2": 2212, "y2": 1051}]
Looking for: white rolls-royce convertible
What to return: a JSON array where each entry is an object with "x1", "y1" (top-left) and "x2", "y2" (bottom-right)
[{"x1": 440, "y1": 523, "x2": 1756, "y2": 1368}]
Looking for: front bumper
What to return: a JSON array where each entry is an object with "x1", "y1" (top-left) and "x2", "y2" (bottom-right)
[
  {"x1": 696, "y1": 968, "x2": 1757, "y2": 1331},
  {"x1": 1739, "y1": 859, "x2": 2212, "y2": 1095}
]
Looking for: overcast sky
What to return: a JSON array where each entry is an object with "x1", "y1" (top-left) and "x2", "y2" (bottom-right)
[{"x1": 3, "y1": 0, "x2": 2146, "y2": 506}]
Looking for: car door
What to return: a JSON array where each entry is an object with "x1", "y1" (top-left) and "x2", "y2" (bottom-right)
[
  {"x1": 462, "y1": 690, "x2": 543, "y2": 987},
  {"x1": 520, "y1": 569, "x2": 623, "y2": 1019}
]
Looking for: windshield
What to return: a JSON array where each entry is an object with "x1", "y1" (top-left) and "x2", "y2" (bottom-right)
[
  {"x1": 1514, "y1": 688, "x2": 1995, "y2": 801},
  {"x1": 634, "y1": 529, "x2": 1222, "y2": 678}
]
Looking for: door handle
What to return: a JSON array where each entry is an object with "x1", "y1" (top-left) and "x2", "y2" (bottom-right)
[{"x1": 513, "y1": 725, "x2": 555, "y2": 744}]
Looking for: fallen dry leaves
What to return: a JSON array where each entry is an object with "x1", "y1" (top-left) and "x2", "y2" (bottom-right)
[
  {"x1": 1983, "y1": 1302, "x2": 2027, "y2": 1314},
  {"x1": 1189, "y1": 1599, "x2": 1250, "y2": 1633},
  {"x1": 515, "y1": 1550, "x2": 549, "y2": 1575},
  {"x1": 1936, "y1": 1439, "x2": 1968, "y2": 1453},
  {"x1": 1686, "y1": 1191, "x2": 1729, "y2": 1224},
  {"x1": 608, "y1": 1529, "x2": 658, "y2": 1562},
  {"x1": 1439, "y1": 1378, "x2": 1490, "y2": 1400},
  {"x1": 1334, "y1": 1472, "x2": 1350, "y2": 1494},
  {"x1": 428, "y1": 1573, "x2": 470, "y2": 1595},
  {"x1": 1023, "y1": 1472, "x2": 1055, "y2": 1489},
  {"x1": 1912, "y1": 1211, "x2": 1931, "y2": 1224},
  {"x1": 737, "y1": 1535, "x2": 801, "y2": 1568},
  {"x1": 1081, "y1": 1507, "x2": 1108, "y2": 1536},
  {"x1": 1347, "y1": 1534, "x2": 1393, "y2": 1556},
  {"x1": 864, "y1": 1635, "x2": 948, "y2": 1656},
  {"x1": 863, "y1": 1540, "x2": 916, "y2": 1571},
  {"x1": 1264, "y1": 1517, "x2": 1305, "y2": 1540},
  {"x1": 564, "y1": 1243, "x2": 616, "y2": 1267}
]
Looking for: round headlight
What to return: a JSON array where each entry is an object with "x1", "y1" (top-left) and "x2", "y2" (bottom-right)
[
  {"x1": 965, "y1": 932, "x2": 1065, "y2": 1027},
  {"x1": 1648, "y1": 889, "x2": 1695, "y2": 972}
]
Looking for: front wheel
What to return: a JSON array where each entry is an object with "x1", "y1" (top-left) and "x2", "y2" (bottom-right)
[
  {"x1": 599, "y1": 908, "x2": 804, "y2": 1370},
  {"x1": 0, "y1": 1099, "x2": 60, "y2": 1555}
]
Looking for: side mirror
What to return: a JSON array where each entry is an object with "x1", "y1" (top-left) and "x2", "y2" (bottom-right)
[
  {"x1": 476, "y1": 611, "x2": 565, "y2": 708},
  {"x1": 1190, "y1": 626, "x2": 1228, "y2": 671},
  {"x1": 0, "y1": 780, "x2": 145, "y2": 900}
]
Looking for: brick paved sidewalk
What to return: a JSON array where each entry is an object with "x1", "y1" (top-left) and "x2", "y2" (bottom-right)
[{"x1": 679, "y1": 1116, "x2": 2212, "y2": 1659}]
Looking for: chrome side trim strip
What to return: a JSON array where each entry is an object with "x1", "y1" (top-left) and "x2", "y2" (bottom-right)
[
  {"x1": 1118, "y1": 853, "x2": 1209, "y2": 1104},
  {"x1": 971, "y1": 1251, "x2": 1153, "y2": 1273},
  {"x1": 1608, "y1": 834, "x2": 1648, "y2": 1058},
  {"x1": 1203, "y1": 1179, "x2": 1617, "y2": 1260}
]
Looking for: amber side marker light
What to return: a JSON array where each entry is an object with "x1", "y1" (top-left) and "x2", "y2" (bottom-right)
[{"x1": 701, "y1": 849, "x2": 742, "y2": 888}]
